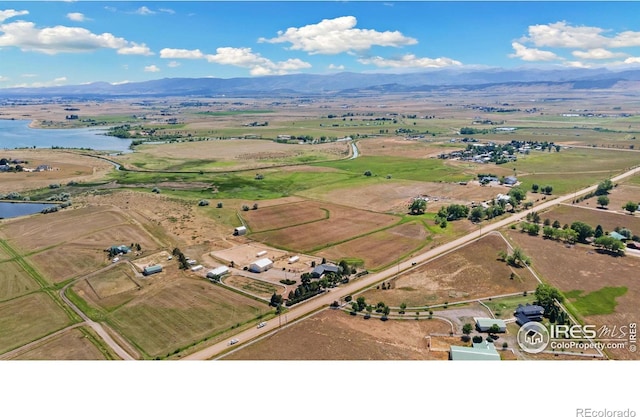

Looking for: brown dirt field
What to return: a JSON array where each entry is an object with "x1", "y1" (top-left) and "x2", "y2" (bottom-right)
[
  {"x1": 240, "y1": 200, "x2": 328, "y2": 232},
  {"x1": 540, "y1": 204, "x2": 640, "y2": 235},
  {"x1": 9, "y1": 327, "x2": 109, "y2": 360},
  {"x1": 114, "y1": 139, "x2": 349, "y2": 170},
  {"x1": 0, "y1": 149, "x2": 113, "y2": 193},
  {"x1": 0, "y1": 260, "x2": 40, "y2": 301},
  {"x1": 210, "y1": 243, "x2": 290, "y2": 268},
  {"x1": 27, "y1": 245, "x2": 107, "y2": 284},
  {"x1": 87, "y1": 263, "x2": 140, "y2": 299},
  {"x1": 357, "y1": 137, "x2": 459, "y2": 159},
  {"x1": 316, "y1": 222, "x2": 428, "y2": 269},
  {"x1": 576, "y1": 184, "x2": 640, "y2": 217},
  {"x1": 0, "y1": 205, "x2": 129, "y2": 252},
  {"x1": 504, "y1": 231, "x2": 640, "y2": 360},
  {"x1": 360, "y1": 233, "x2": 539, "y2": 308},
  {"x1": 225, "y1": 309, "x2": 452, "y2": 360},
  {"x1": 314, "y1": 179, "x2": 513, "y2": 214},
  {"x1": 250, "y1": 202, "x2": 399, "y2": 252}
]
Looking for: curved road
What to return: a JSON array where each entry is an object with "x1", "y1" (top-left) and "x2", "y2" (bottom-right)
[{"x1": 183, "y1": 165, "x2": 640, "y2": 360}]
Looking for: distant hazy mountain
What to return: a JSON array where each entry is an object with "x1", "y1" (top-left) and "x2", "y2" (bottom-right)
[{"x1": 2, "y1": 67, "x2": 640, "y2": 98}]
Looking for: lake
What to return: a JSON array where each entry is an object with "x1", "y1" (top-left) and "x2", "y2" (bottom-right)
[
  {"x1": 0, "y1": 202, "x2": 58, "y2": 219},
  {"x1": 0, "y1": 119, "x2": 133, "y2": 153}
]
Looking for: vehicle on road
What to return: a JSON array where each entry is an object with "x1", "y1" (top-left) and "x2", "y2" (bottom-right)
[
  {"x1": 229, "y1": 338, "x2": 239, "y2": 345},
  {"x1": 257, "y1": 322, "x2": 266, "y2": 329}
]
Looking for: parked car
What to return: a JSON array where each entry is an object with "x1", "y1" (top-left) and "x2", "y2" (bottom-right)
[{"x1": 229, "y1": 339, "x2": 239, "y2": 345}]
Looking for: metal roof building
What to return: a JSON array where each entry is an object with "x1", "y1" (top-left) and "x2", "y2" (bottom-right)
[
  {"x1": 474, "y1": 317, "x2": 507, "y2": 333},
  {"x1": 450, "y1": 341, "x2": 501, "y2": 361},
  {"x1": 207, "y1": 266, "x2": 230, "y2": 280},
  {"x1": 249, "y1": 258, "x2": 273, "y2": 273},
  {"x1": 143, "y1": 264, "x2": 163, "y2": 276}
]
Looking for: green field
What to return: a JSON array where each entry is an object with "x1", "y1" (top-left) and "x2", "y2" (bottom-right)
[
  {"x1": 482, "y1": 294, "x2": 537, "y2": 318},
  {"x1": 565, "y1": 287, "x2": 628, "y2": 316}
]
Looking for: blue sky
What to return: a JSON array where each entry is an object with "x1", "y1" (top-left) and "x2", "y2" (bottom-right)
[{"x1": 2, "y1": 1, "x2": 640, "y2": 88}]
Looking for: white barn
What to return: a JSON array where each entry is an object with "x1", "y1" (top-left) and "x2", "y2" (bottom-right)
[
  {"x1": 249, "y1": 258, "x2": 273, "y2": 273},
  {"x1": 234, "y1": 226, "x2": 247, "y2": 236},
  {"x1": 207, "y1": 266, "x2": 230, "y2": 280}
]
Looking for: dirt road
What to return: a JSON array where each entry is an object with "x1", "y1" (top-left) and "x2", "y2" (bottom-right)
[{"x1": 182, "y1": 165, "x2": 640, "y2": 360}]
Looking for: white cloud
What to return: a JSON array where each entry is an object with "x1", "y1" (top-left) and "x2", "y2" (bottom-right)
[
  {"x1": 66, "y1": 12, "x2": 86, "y2": 22},
  {"x1": 167, "y1": 61, "x2": 181, "y2": 68},
  {"x1": 144, "y1": 65, "x2": 160, "y2": 72},
  {"x1": 564, "y1": 61, "x2": 593, "y2": 69},
  {"x1": 160, "y1": 48, "x2": 204, "y2": 59},
  {"x1": 0, "y1": 20, "x2": 153, "y2": 55},
  {"x1": 328, "y1": 64, "x2": 345, "y2": 71},
  {"x1": 358, "y1": 53, "x2": 462, "y2": 68},
  {"x1": 259, "y1": 16, "x2": 417, "y2": 55},
  {"x1": 524, "y1": 21, "x2": 640, "y2": 49},
  {"x1": 0, "y1": 9, "x2": 28, "y2": 23},
  {"x1": 134, "y1": 7, "x2": 155, "y2": 15},
  {"x1": 118, "y1": 42, "x2": 153, "y2": 56},
  {"x1": 624, "y1": 57, "x2": 640, "y2": 64},
  {"x1": 110, "y1": 80, "x2": 130, "y2": 85},
  {"x1": 0, "y1": 75, "x2": 9, "y2": 81},
  {"x1": 205, "y1": 46, "x2": 311, "y2": 75},
  {"x1": 572, "y1": 48, "x2": 627, "y2": 60},
  {"x1": 10, "y1": 76, "x2": 67, "y2": 88},
  {"x1": 509, "y1": 42, "x2": 560, "y2": 62},
  {"x1": 159, "y1": 8, "x2": 175, "y2": 15}
]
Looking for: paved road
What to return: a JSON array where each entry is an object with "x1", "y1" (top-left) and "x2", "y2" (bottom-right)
[{"x1": 182, "y1": 165, "x2": 640, "y2": 360}]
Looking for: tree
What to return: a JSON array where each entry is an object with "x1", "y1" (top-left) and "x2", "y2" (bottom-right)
[
  {"x1": 241, "y1": 204, "x2": 250, "y2": 211},
  {"x1": 552, "y1": 220, "x2": 561, "y2": 229},
  {"x1": 534, "y1": 283, "x2": 564, "y2": 317},
  {"x1": 216, "y1": 201, "x2": 223, "y2": 208},
  {"x1": 531, "y1": 183, "x2": 539, "y2": 193},
  {"x1": 594, "y1": 224, "x2": 604, "y2": 238},
  {"x1": 594, "y1": 236, "x2": 626, "y2": 255},
  {"x1": 571, "y1": 221, "x2": 594, "y2": 243},
  {"x1": 469, "y1": 206, "x2": 485, "y2": 222},
  {"x1": 269, "y1": 292, "x2": 283, "y2": 307},
  {"x1": 507, "y1": 247, "x2": 530, "y2": 267},
  {"x1": 252, "y1": 202, "x2": 259, "y2": 210},
  {"x1": 409, "y1": 198, "x2": 427, "y2": 215},
  {"x1": 508, "y1": 186, "x2": 527, "y2": 207},
  {"x1": 364, "y1": 170, "x2": 372, "y2": 177},
  {"x1": 399, "y1": 302, "x2": 407, "y2": 314},
  {"x1": 462, "y1": 323, "x2": 473, "y2": 336},
  {"x1": 595, "y1": 179, "x2": 614, "y2": 196},
  {"x1": 597, "y1": 195, "x2": 610, "y2": 209},
  {"x1": 623, "y1": 201, "x2": 639, "y2": 214},
  {"x1": 356, "y1": 296, "x2": 367, "y2": 311},
  {"x1": 488, "y1": 324, "x2": 501, "y2": 335}
]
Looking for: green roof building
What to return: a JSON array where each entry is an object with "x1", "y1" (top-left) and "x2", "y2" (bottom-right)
[{"x1": 450, "y1": 341, "x2": 501, "y2": 361}]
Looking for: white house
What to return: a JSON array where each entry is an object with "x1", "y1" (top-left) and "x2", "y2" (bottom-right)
[{"x1": 249, "y1": 258, "x2": 273, "y2": 273}]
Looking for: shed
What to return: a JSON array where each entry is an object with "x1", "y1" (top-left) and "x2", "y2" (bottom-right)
[
  {"x1": 233, "y1": 226, "x2": 247, "y2": 236},
  {"x1": 256, "y1": 250, "x2": 267, "y2": 257},
  {"x1": 503, "y1": 176, "x2": 518, "y2": 185},
  {"x1": 288, "y1": 256, "x2": 300, "y2": 264},
  {"x1": 207, "y1": 266, "x2": 230, "y2": 280},
  {"x1": 474, "y1": 317, "x2": 507, "y2": 333},
  {"x1": 143, "y1": 264, "x2": 163, "y2": 276},
  {"x1": 450, "y1": 341, "x2": 501, "y2": 361},
  {"x1": 249, "y1": 258, "x2": 273, "y2": 273},
  {"x1": 191, "y1": 265, "x2": 204, "y2": 272}
]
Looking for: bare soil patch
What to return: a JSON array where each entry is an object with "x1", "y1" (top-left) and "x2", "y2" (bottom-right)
[
  {"x1": 225, "y1": 309, "x2": 451, "y2": 360},
  {"x1": 360, "y1": 233, "x2": 538, "y2": 308},
  {"x1": 28, "y1": 245, "x2": 107, "y2": 284},
  {"x1": 87, "y1": 263, "x2": 140, "y2": 299},
  {"x1": 316, "y1": 221, "x2": 428, "y2": 269},
  {"x1": 240, "y1": 200, "x2": 328, "y2": 232},
  {"x1": 222, "y1": 275, "x2": 285, "y2": 298},
  {"x1": 505, "y1": 230, "x2": 640, "y2": 359}
]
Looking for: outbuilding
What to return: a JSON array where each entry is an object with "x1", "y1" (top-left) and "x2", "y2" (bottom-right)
[
  {"x1": 249, "y1": 258, "x2": 273, "y2": 273},
  {"x1": 474, "y1": 317, "x2": 507, "y2": 333},
  {"x1": 288, "y1": 256, "x2": 300, "y2": 264},
  {"x1": 207, "y1": 266, "x2": 230, "y2": 280},
  {"x1": 450, "y1": 340, "x2": 501, "y2": 361},
  {"x1": 143, "y1": 264, "x2": 163, "y2": 276},
  {"x1": 233, "y1": 226, "x2": 247, "y2": 236}
]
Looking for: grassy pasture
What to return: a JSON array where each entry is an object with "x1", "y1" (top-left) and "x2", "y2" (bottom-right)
[
  {"x1": 9, "y1": 327, "x2": 113, "y2": 360},
  {"x1": 249, "y1": 202, "x2": 399, "y2": 252},
  {"x1": 564, "y1": 287, "x2": 628, "y2": 316},
  {"x1": 0, "y1": 260, "x2": 40, "y2": 301},
  {"x1": 483, "y1": 294, "x2": 538, "y2": 319},
  {"x1": 105, "y1": 277, "x2": 271, "y2": 358},
  {"x1": 315, "y1": 221, "x2": 429, "y2": 270},
  {"x1": 222, "y1": 275, "x2": 284, "y2": 298},
  {"x1": 360, "y1": 233, "x2": 538, "y2": 307},
  {"x1": 0, "y1": 292, "x2": 72, "y2": 354}
]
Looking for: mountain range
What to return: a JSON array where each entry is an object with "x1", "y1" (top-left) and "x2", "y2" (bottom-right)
[{"x1": 2, "y1": 67, "x2": 640, "y2": 98}]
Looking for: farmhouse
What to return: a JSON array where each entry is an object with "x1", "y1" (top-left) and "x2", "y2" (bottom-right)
[
  {"x1": 515, "y1": 304, "x2": 544, "y2": 326},
  {"x1": 249, "y1": 258, "x2": 273, "y2": 273},
  {"x1": 609, "y1": 231, "x2": 627, "y2": 241},
  {"x1": 503, "y1": 176, "x2": 518, "y2": 186},
  {"x1": 449, "y1": 340, "x2": 501, "y2": 360},
  {"x1": 207, "y1": 266, "x2": 230, "y2": 280},
  {"x1": 234, "y1": 226, "x2": 247, "y2": 236},
  {"x1": 474, "y1": 317, "x2": 507, "y2": 333},
  {"x1": 143, "y1": 264, "x2": 163, "y2": 276},
  {"x1": 311, "y1": 263, "x2": 340, "y2": 278}
]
